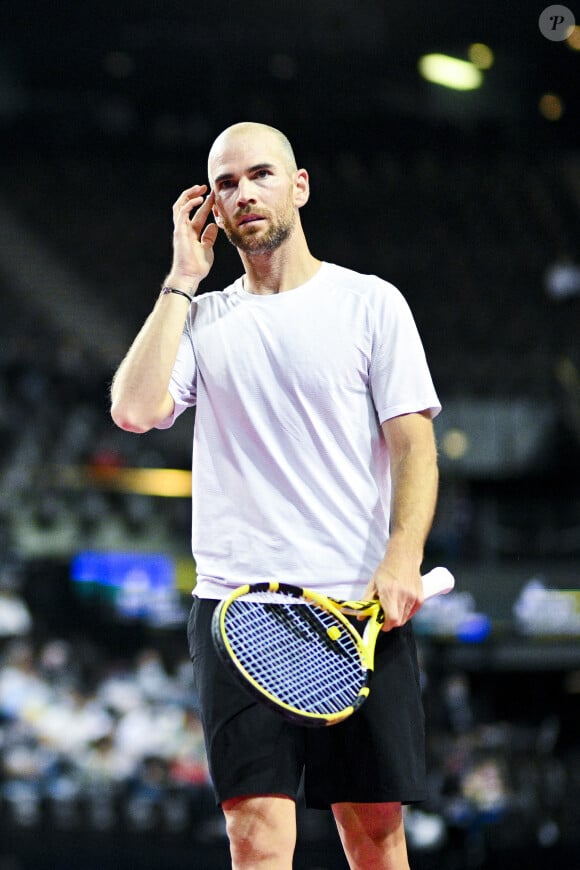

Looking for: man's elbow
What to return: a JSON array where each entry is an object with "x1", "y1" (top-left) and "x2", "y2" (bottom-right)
[{"x1": 110, "y1": 402, "x2": 155, "y2": 434}]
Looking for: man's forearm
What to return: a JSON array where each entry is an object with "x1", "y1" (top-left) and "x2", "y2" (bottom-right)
[
  {"x1": 110, "y1": 289, "x2": 192, "y2": 432},
  {"x1": 387, "y1": 441, "x2": 438, "y2": 565},
  {"x1": 364, "y1": 412, "x2": 439, "y2": 628},
  {"x1": 382, "y1": 412, "x2": 439, "y2": 567}
]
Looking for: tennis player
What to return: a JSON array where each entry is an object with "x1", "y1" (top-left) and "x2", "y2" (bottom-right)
[{"x1": 111, "y1": 122, "x2": 440, "y2": 869}]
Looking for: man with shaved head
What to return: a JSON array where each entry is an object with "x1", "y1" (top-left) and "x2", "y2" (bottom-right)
[{"x1": 111, "y1": 121, "x2": 441, "y2": 869}]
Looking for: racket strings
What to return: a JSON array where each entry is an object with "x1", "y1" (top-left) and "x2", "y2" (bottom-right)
[
  {"x1": 223, "y1": 598, "x2": 366, "y2": 715},
  {"x1": 265, "y1": 602, "x2": 353, "y2": 658}
]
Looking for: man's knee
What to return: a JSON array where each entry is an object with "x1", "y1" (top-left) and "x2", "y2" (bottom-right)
[
  {"x1": 332, "y1": 802, "x2": 409, "y2": 869},
  {"x1": 222, "y1": 794, "x2": 296, "y2": 868}
]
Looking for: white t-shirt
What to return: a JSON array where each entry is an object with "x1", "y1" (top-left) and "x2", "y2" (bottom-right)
[{"x1": 157, "y1": 262, "x2": 440, "y2": 600}]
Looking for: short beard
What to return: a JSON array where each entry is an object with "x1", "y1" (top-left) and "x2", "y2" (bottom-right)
[{"x1": 224, "y1": 209, "x2": 296, "y2": 255}]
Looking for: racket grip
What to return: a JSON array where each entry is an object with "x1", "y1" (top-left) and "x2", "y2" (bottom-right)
[{"x1": 422, "y1": 567, "x2": 455, "y2": 599}]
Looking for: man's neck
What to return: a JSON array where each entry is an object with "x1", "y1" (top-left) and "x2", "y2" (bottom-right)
[{"x1": 240, "y1": 229, "x2": 321, "y2": 295}]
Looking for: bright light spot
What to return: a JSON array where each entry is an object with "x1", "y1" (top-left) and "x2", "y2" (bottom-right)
[
  {"x1": 468, "y1": 43, "x2": 494, "y2": 69},
  {"x1": 566, "y1": 25, "x2": 580, "y2": 50},
  {"x1": 418, "y1": 54, "x2": 483, "y2": 91},
  {"x1": 88, "y1": 466, "x2": 192, "y2": 497},
  {"x1": 442, "y1": 429, "x2": 469, "y2": 460},
  {"x1": 539, "y1": 92, "x2": 564, "y2": 121}
]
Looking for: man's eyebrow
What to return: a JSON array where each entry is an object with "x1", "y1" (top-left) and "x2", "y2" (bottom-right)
[
  {"x1": 248, "y1": 163, "x2": 275, "y2": 173},
  {"x1": 214, "y1": 163, "x2": 276, "y2": 185}
]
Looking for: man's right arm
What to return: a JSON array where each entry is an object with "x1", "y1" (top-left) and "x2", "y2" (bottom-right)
[
  {"x1": 110, "y1": 289, "x2": 193, "y2": 432},
  {"x1": 110, "y1": 185, "x2": 219, "y2": 433}
]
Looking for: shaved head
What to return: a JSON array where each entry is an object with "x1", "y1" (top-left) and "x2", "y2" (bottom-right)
[{"x1": 208, "y1": 122, "x2": 298, "y2": 183}]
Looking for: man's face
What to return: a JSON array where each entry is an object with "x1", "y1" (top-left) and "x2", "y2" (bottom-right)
[{"x1": 209, "y1": 131, "x2": 298, "y2": 255}]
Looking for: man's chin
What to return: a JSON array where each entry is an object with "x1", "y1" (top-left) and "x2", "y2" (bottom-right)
[
  {"x1": 225, "y1": 228, "x2": 264, "y2": 251},
  {"x1": 230, "y1": 233, "x2": 287, "y2": 256},
  {"x1": 224, "y1": 218, "x2": 293, "y2": 255},
  {"x1": 240, "y1": 238, "x2": 277, "y2": 255}
]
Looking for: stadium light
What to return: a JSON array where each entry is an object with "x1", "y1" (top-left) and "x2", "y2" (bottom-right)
[{"x1": 418, "y1": 53, "x2": 483, "y2": 91}]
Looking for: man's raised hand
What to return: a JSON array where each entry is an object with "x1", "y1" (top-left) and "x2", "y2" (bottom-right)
[{"x1": 167, "y1": 185, "x2": 219, "y2": 290}]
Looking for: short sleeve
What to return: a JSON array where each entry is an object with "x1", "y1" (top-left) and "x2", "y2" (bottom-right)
[{"x1": 368, "y1": 280, "x2": 441, "y2": 424}]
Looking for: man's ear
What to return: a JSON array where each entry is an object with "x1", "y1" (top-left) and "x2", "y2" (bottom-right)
[{"x1": 294, "y1": 168, "x2": 310, "y2": 208}]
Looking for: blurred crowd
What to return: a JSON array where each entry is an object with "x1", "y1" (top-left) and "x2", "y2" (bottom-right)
[{"x1": 0, "y1": 631, "x2": 216, "y2": 837}]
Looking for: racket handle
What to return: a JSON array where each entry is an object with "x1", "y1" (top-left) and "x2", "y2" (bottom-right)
[{"x1": 422, "y1": 567, "x2": 455, "y2": 599}]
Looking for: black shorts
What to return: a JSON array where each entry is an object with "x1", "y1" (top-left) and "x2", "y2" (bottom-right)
[{"x1": 187, "y1": 597, "x2": 426, "y2": 810}]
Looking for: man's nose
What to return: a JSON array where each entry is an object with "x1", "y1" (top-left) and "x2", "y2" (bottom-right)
[{"x1": 237, "y1": 177, "x2": 256, "y2": 205}]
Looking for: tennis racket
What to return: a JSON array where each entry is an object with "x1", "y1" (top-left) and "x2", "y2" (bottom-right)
[{"x1": 211, "y1": 566, "x2": 454, "y2": 727}]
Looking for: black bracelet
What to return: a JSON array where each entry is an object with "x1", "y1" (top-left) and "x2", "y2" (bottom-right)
[{"x1": 160, "y1": 286, "x2": 193, "y2": 303}]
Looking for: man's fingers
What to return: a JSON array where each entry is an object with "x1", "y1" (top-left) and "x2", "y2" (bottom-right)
[
  {"x1": 173, "y1": 185, "x2": 205, "y2": 207},
  {"x1": 201, "y1": 222, "x2": 219, "y2": 249},
  {"x1": 168, "y1": 185, "x2": 216, "y2": 284},
  {"x1": 172, "y1": 185, "x2": 209, "y2": 221},
  {"x1": 173, "y1": 193, "x2": 215, "y2": 243},
  {"x1": 380, "y1": 598, "x2": 421, "y2": 631},
  {"x1": 174, "y1": 184, "x2": 207, "y2": 206},
  {"x1": 190, "y1": 191, "x2": 215, "y2": 231},
  {"x1": 174, "y1": 197, "x2": 204, "y2": 228},
  {"x1": 380, "y1": 607, "x2": 404, "y2": 632}
]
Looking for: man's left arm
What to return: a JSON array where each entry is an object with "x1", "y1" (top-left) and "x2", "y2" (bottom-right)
[{"x1": 363, "y1": 410, "x2": 439, "y2": 630}]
